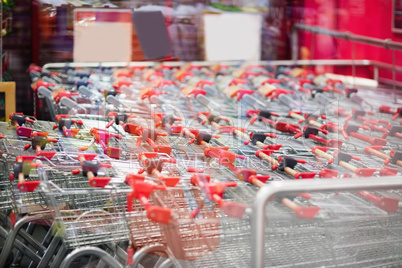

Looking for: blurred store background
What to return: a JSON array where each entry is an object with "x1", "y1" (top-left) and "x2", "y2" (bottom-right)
[{"x1": 1, "y1": 0, "x2": 401, "y2": 116}]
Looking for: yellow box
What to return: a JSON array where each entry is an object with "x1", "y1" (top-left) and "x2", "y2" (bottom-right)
[{"x1": 0, "y1": 82, "x2": 16, "y2": 122}]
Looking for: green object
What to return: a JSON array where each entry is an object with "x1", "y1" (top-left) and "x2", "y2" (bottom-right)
[
  {"x1": 2, "y1": 70, "x2": 13, "y2": 82},
  {"x1": 210, "y1": 3, "x2": 242, "y2": 12},
  {"x1": 22, "y1": 162, "x2": 32, "y2": 175},
  {"x1": 2, "y1": 0, "x2": 16, "y2": 12},
  {"x1": 52, "y1": 221, "x2": 66, "y2": 237}
]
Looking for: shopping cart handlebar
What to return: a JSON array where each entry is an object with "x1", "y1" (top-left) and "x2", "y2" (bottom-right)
[{"x1": 251, "y1": 177, "x2": 402, "y2": 268}]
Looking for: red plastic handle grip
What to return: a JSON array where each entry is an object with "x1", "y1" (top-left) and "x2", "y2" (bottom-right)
[
  {"x1": 89, "y1": 177, "x2": 112, "y2": 188},
  {"x1": 18, "y1": 181, "x2": 40, "y2": 192},
  {"x1": 355, "y1": 168, "x2": 377, "y2": 177},
  {"x1": 294, "y1": 172, "x2": 316, "y2": 179}
]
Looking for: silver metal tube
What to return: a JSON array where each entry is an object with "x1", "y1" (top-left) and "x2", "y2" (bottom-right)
[
  {"x1": 12, "y1": 239, "x2": 42, "y2": 265},
  {"x1": 291, "y1": 26, "x2": 298, "y2": 61},
  {"x1": 379, "y1": 77, "x2": 402, "y2": 88},
  {"x1": 50, "y1": 244, "x2": 67, "y2": 268},
  {"x1": 294, "y1": 24, "x2": 402, "y2": 51},
  {"x1": 36, "y1": 234, "x2": 62, "y2": 268},
  {"x1": 60, "y1": 246, "x2": 124, "y2": 268},
  {"x1": 132, "y1": 244, "x2": 167, "y2": 268},
  {"x1": 242, "y1": 94, "x2": 266, "y2": 109},
  {"x1": 0, "y1": 215, "x2": 43, "y2": 267},
  {"x1": 357, "y1": 60, "x2": 402, "y2": 73},
  {"x1": 43, "y1": 59, "x2": 372, "y2": 69},
  {"x1": 278, "y1": 94, "x2": 299, "y2": 109},
  {"x1": 43, "y1": 59, "x2": 402, "y2": 74},
  {"x1": 251, "y1": 177, "x2": 402, "y2": 268},
  {"x1": 373, "y1": 66, "x2": 379, "y2": 82},
  {"x1": 17, "y1": 227, "x2": 46, "y2": 253},
  {"x1": 0, "y1": 223, "x2": 41, "y2": 265}
]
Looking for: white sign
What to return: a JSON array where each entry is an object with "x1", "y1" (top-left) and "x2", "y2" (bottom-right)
[{"x1": 203, "y1": 13, "x2": 262, "y2": 61}]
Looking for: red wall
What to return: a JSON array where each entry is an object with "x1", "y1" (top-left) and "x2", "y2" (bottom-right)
[{"x1": 300, "y1": 0, "x2": 402, "y2": 82}]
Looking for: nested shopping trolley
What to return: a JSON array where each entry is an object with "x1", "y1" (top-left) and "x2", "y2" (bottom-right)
[
  {"x1": 0, "y1": 165, "x2": 131, "y2": 268},
  {"x1": 118, "y1": 173, "x2": 246, "y2": 268},
  {"x1": 250, "y1": 178, "x2": 402, "y2": 268}
]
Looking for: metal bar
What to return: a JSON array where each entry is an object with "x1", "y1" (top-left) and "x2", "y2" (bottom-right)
[
  {"x1": 17, "y1": 227, "x2": 47, "y2": 254},
  {"x1": 373, "y1": 66, "x2": 379, "y2": 81},
  {"x1": 351, "y1": 41, "x2": 356, "y2": 86},
  {"x1": 270, "y1": 59, "x2": 402, "y2": 73},
  {"x1": 379, "y1": 77, "x2": 402, "y2": 89},
  {"x1": 101, "y1": 244, "x2": 124, "y2": 268},
  {"x1": 370, "y1": 60, "x2": 402, "y2": 74},
  {"x1": 0, "y1": 215, "x2": 43, "y2": 267},
  {"x1": 0, "y1": 225, "x2": 42, "y2": 265},
  {"x1": 251, "y1": 176, "x2": 402, "y2": 268},
  {"x1": 12, "y1": 238, "x2": 42, "y2": 265},
  {"x1": 393, "y1": 49, "x2": 397, "y2": 103},
  {"x1": 37, "y1": 234, "x2": 62, "y2": 268},
  {"x1": 270, "y1": 59, "x2": 372, "y2": 66},
  {"x1": 115, "y1": 245, "x2": 128, "y2": 264},
  {"x1": 43, "y1": 60, "x2": 402, "y2": 84},
  {"x1": 29, "y1": 224, "x2": 60, "y2": 268},
  {"x1": 12, "y1": 222, "x2": 37, "y2": 266},
  {"x1": 44, "y1": 59, "x2": 372, "y2": 69},
  {"x1": 310, "y1": 33, "x2": 315, "y2": 63},
  {"x1": 291, "y1": 26, "x2": 298, "y2": 61},
  {"x1": 294, "y1": 24, "x2": 402, "y2": 51},
  {"x1": 59, "y1": 247, "x2": 124, "y2": 268},
  {"x1": 43, "y1": 59, "x2": 402, "y2": 71},
  {"x1": 133, "y1": 244, "x2": 167, "y2": 268},
  {"x1": 50, "y1": 244, "x2": 67, "y2": 268}
]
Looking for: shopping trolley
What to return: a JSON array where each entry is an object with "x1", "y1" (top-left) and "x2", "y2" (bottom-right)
[
  {"x1": 126, "y1": 182, "x2": 221, "y2": 267},
  {"x1": 251, "y1": 178, "x2": 402, "y2": 268},
  {"x1": 0, "y1": 166, "x2": 131, "y2": 268},
  {"x1": 19, "y1": 59, "x2": 402, "y2": 268}
]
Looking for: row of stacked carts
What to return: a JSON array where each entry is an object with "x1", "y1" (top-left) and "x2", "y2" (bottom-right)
[{"x1": 0, "y1": 61, "x2": 402, "y2": 267}]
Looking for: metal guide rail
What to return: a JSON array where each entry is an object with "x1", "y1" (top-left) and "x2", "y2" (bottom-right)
[{"x1": 0, "y1": 61, "x2": 401, "y2": 268}]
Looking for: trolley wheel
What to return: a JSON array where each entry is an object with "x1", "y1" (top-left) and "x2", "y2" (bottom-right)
[{"x1": 133, "y1": 244, "x2": 171, "y2": 268}]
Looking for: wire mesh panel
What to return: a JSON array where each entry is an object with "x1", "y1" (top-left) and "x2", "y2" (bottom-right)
[
  {"x1": 0, "y1": 159, "x2": 13, "y2": 211},
  {"x1": 43, "y1": 184, "x2": 130, "y2": 249},
  {"x1": 125, "y1": 199, "x2": 164, "y2": 250},
  {"x1": 10, "y1": 60, "x2": 402, "y2": 268},
  {"x1": 262, "y1": 202, "x2": 402, "y2": 267},
  {"x1": 153, "y1": 186, "x2": 221, "y2": 262}
]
